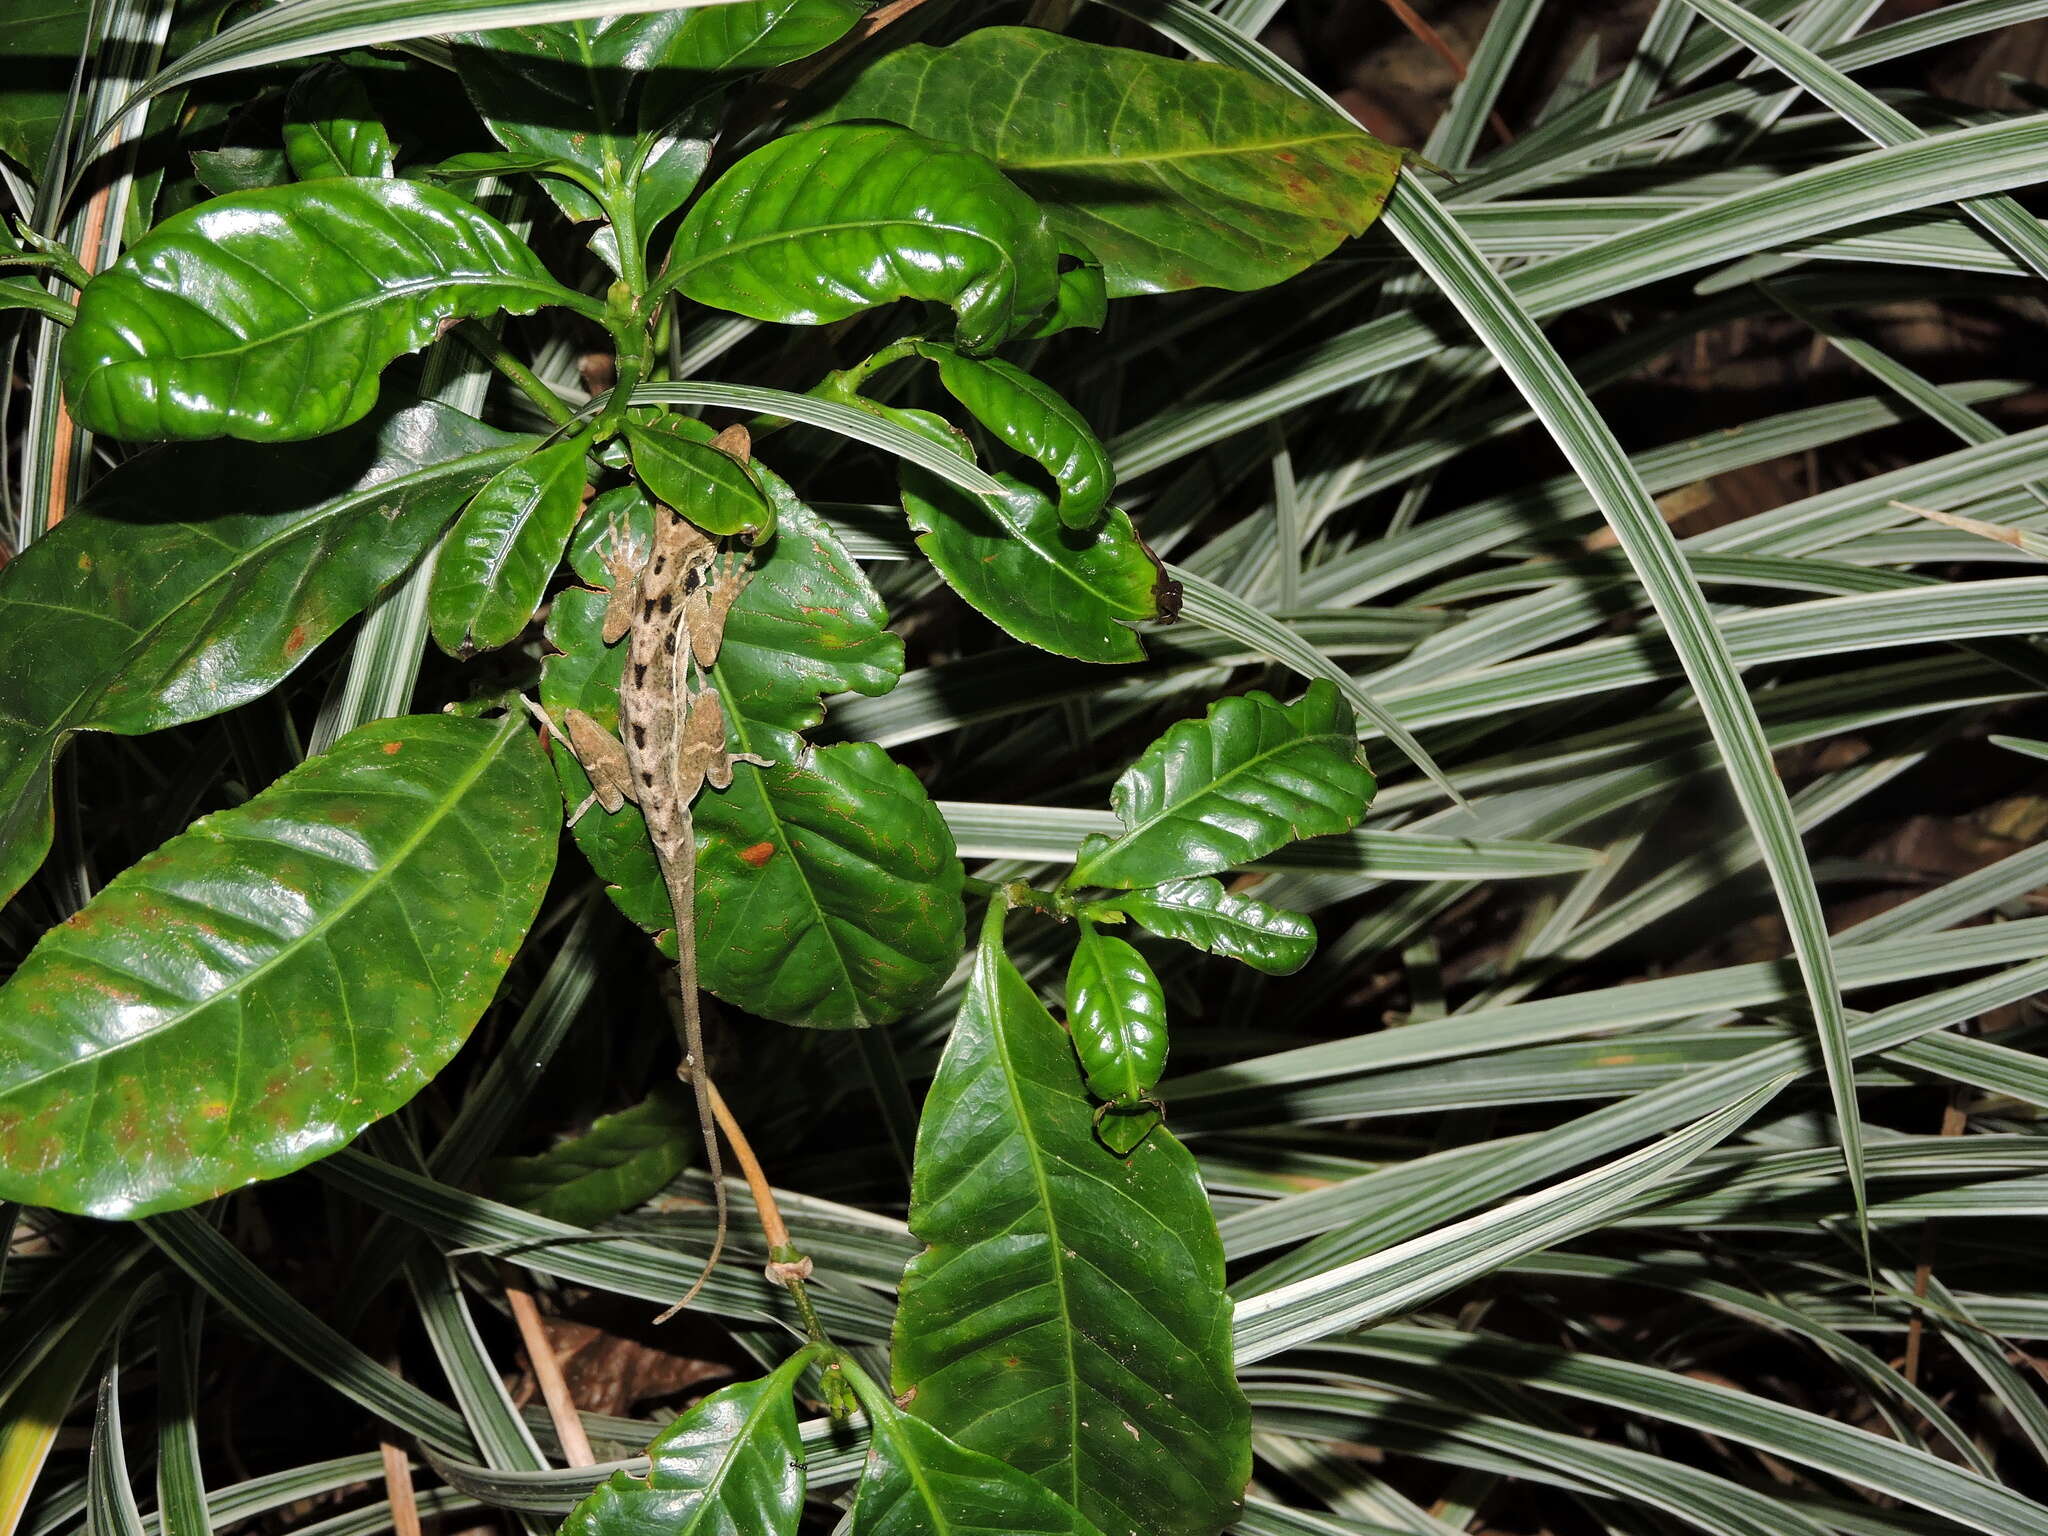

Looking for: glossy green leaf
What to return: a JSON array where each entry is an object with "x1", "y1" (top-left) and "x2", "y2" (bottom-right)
[
  {"x1": 894, "y1": 908, "x2": 1249, "y2": 1536},
  {"x1": 690, "y1": 746, "x2": 966, "y2": 1030},
  {"x1": 916, "y1": 343, "x2": 1113, "y2": 528},
  {"x1": 487, "y1": 1081, "x2": 695, "y2": 1227},
  {"x1": 628, "y1": 0, "x2": 865, "y2": 226},
  {"x1": 61, "y1": 178, "x2": 589, "y2": 442},
  {"x1": 452, "y1": 18, "x2": 666, "y2": 229},
  {"x1": 283, "y1": 61, "x2": 393, "y2": 180},
  {"x1": 1016, "y1": 242, "x2": 1109, "y2": 340},
  {"x1": 544, "y1": 491, "x2": 956, "y2": 1028},
  {"x1": 1066, "y1": 919, "x2": 1167, "y2": 1154},
  {"x1": 0, "y1": 397, "x2": 531, "y2": 909},
  {"x1": 843, "y1": 1392, "x2": 1114, "y2": 1536},
  {"x1": 845, "y1": 1388, "x2": 1110, "y2": 1536},
  {"x1": 625, "y1": 417, "x2": 770, "y2": 539},
  {"x1": 1070, "y1": 681, "x2": 1376, "y2": 890},
  {"x1": 1097, "y1": 876, "x2": 1318, "y2": 976},
  {"x1": 429, "y1": 435, "x2": 591, "y2": 657},
  {"x1": 897, "y1": 408, "x2": 1166, "y2": 665},
  {"x1": 189, "y1": 145, "x2": 292, "y2": 195},
  {"x1": 0, "y1": 712, "x2": 558, "y2": 1219},
  {"x1": 665, "y1": 123, "x2": 1059, "y2": 354},
  {"x1": 561, "y1": 1348, "x2": 815, "y2": 1536},
  {"x1": 812, "y1": 26, "x2": 1402, "y2": 297}
]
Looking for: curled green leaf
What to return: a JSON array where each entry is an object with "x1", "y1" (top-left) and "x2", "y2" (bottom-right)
[
  {"x1": 1100, "y1": 876, "x2": 1317, "y2": 976},
  {"x1": 895, "y1": 407, "x2": 1164, "y2": 665},
  {"x1": 626, "y1": 416, "x2": 771, "y2": 539},
  {"x1": 665, "y1": 122, "x2": 1058, "y2": 353},
  {"x1": 916, "y1": 342, "x2": 1113, "y2": 528},
  {"x1": 61, "y1": 178, "x2": 587, "y2": 442}
]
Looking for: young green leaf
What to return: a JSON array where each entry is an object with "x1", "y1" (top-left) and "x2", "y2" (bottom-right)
[
  {"x1": 842, "y1": 1358, "x2": 1111, "y2": 1536},
  {"x1": 896, "y1": 402, "x2": 1165, "y2": 666},
  {"x1": 664, "y1": 123, "x2": 1059, "y2": 354},
  {"x1": 0, "y1": 398, "x2": 531, "y2": 909},
  {"x1": 894, "y1": 907, "x2": 1249, "y2": 1536},
  {"x1": 1097, "y1": 876, "x2": 1318, "y2": 976},
  {"x1": 1069, "y1": 681, "x2": 1376, "y2": 890},
  {"x1": 485, "y1": 1081, "x2": 696, "y2": 1228},
  {"x1": 811, "y1": 26, "x2": 1402, "y2": 297},
  {"x1": 0, "y1": 712, "x2": 558, "y2": 1219},
  {"x1": 456, "y1": 4, "x2": 863, "y2": 236},
  {"x1": 561, "y1": 1347, "x2": 816, "y2": 1536},
  {"x1": 915, "y1": 343, "x2": 1113, "y2": 528},
  {"x1": 429, "y1": 435, "x2": 591, "y2": 657},
  {"x1": 282, "y1": 61, "x2": 393, "y2": 180},
  {"x1": 625, "y1": 417, "x2": 771, "y2": 539},
  {"x1": 1016, "y1": 241, "x2": 1109, "y2": 339},
  {"x1": 1066, "y1": 919, "x2": 1168, "y2": 1154},
  {"x1": 61, "y1": 178, "x2": 593, "y2": 442}
]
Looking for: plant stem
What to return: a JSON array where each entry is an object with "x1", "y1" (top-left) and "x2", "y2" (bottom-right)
[
  {"x1": 450, "y1": 321, "x2": 576, "y2": 428},
  {"x1": 699, "y1": 1076, "x2": 839, "y2": 1350}
]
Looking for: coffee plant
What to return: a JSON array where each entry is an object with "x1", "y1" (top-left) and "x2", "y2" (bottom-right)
[{"x1": 6, "y1": 2, "x2": 2048, "y2": 1535}]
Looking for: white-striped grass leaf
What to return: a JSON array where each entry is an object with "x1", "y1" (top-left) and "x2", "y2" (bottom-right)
[
  {"x1": 313, "y1": 1149, "x2": 896, "y2": 1340},
  {"x1": 142, "y1": 1209, "x2": 475, "y2": 1459},
  {"x1": 88, "y1": 1340, "x2": 147, "y2": 1536},
  {"x1": 92, "y1": 0, "x2": 758, "y2": 151},
  {"x1": 1679, "y1": 0, "x2": 2048, "y2": 282},
  {"x1": 1230, "y1": 955, "x2": 2048, "y2": 1289},
  {"x1": 1229, "y1": 1082, "x2": 1780, "y2": 1362},
  {"x1": 1501, "y1": 1250, "x2": 1986, "y2": 1472},
  {"x1": 153, "y1": 1295, "x2": 212, "y2": 1536},
  {"x1": 1115, "y1": 116, "x2": 2048, "y2": 478},
  {"x1": 624, "y1": 384, "x2": 1003, "y2": 494},
  {"x1": 1298, "y1": 1328, "x2": 2048, "y2": 1536}
]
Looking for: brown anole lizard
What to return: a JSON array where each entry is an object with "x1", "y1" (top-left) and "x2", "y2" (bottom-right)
[{"x1": 541, "y1": 423, "x2": 768, "y2": 1317}]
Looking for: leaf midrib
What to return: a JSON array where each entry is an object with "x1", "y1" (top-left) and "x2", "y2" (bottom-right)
[
  {"x1": 669, "y1": 218, "x2": 1010, "y2": 288},
  {"x1": 997, "y1": 129, "x2": 1367, "y2": 174},
  {"x1": 126, "y1": 272, "x2": 571, "y2": 363},
  {"x1": 0, "y1": 715, "x2": 520, "y2": 1102}
]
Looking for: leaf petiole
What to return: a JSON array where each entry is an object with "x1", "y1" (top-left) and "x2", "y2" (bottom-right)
[{"x1": 448, "y1": 321, "x2": 578, "y2": 428}]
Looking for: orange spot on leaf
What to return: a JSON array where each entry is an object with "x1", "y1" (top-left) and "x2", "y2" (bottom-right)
[
  {"x1": 739, "y1": 841, "x2": 775, "y2": 868},
  {"x1": 382, "y1": 741, "x2": 403, "y2": 755}
]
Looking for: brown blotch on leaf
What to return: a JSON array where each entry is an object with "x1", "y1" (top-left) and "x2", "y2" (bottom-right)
[{"x1": 739, "y1": 841, "x2": 775, "y2": 868}]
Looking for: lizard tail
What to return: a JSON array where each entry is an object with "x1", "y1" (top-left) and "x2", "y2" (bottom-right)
[{"x1": 653, "y1": 843, "x2": 727, "y2": 1324}]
